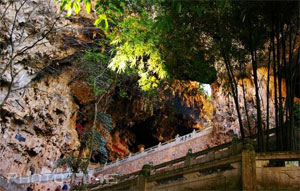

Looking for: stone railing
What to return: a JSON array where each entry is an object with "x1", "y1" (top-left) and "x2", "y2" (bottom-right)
[
  {"x1": 9, "y1": 127, "x2": 212, "y2": 185},
  {"x1": 10, "y1": 169, "x2": 95, "y2": 184},
  {"x1": 96, "y1": 127, "x2": 213, "y2": 172},
  {"x1": 0, "y1": 174, "x2": 24, "y2": 191},
  {"x1": 95, "y1": 151, "x2": 300, "y2": 191},
  {"x1": 114, "y1": 135, "x2": 242, "y2": 182},
  {"x1": 11, "y1": 171, "x2": 72, "y2": 184},
  {"x1": 89, "y1": 142, "x2": 300, "y2": 191}
]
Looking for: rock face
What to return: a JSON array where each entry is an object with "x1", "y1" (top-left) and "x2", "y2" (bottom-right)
[
  {"x1": 103, "y1": 79, "x2": 213, "y2": 160},
  {"x1": 210, "y1": 67, "x2": 277, "y2": 145},
  {"x1": 0, "y1": 0, "x2": 94, "y2": 177},
  {"x1": 0, "y1": 68, "x2": 80, "y2": 176},
  {"x1": 0, "y1": 0, "x2": 281, "y2": 181},
  {"x1": 69, "y1": 76, "x2": 213, "y2": 161}
]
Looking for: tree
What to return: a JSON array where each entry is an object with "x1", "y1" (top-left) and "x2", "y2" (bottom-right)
[
  {"x1": 56, "y1": 50, "x2": 115, "y2": 186},
  {"x1": 266, "y1": 1, "x2": 299, "y2": 151},
  {"x1": 56, "y1": 0, "x2": 300, "y2": 152},
  {"x1": 56, "y1": 0, "x2": 216, "y2": 89},
  {"x1": 56, "y1": 153, "x2": 89, "y2": 185},
  {"x1": 0, "y1": 0, "x2": 59, "y2": 108},
  {"x1": 69, "y1": 50, "x2": 115, "y2": 163}
]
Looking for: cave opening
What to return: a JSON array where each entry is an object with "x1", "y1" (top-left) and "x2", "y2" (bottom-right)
[
  {"x1": 129, "y1": 117, "x2": 160, "y2": 152},
  {"x1": 127, "y1": 110, "x2": 197, "y2": 153}
]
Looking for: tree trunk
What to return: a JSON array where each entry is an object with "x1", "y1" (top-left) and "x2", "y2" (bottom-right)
[
  {"x1": 276, "y1": 26, "x2": 285, "y2": 150},
  {"x1": 266, "y1": 44, "x2": 271, "y2": 151},
  {"x1": 251, "y1": 50, "x2": 265, "y2": 152},
  {"x1": 248, "y1": 23, "x2": 265, "y2": 151},
  {"x1": 271, "y1": 19, "x2": 282, "y2": 151},
  {"x1": 241, "y1": 78, "x2": 251, "y2": 136},
  {"x1": 221, "y1": 47, "x2": 245, "y2": 140}
]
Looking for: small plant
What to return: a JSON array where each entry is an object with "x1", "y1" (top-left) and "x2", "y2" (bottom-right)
[{"x1": 56, "y1": 153, "x2": 89, "y2": 184}]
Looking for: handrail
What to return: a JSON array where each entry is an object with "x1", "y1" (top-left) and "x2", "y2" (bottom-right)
[
  {"x1": 256, "y1": 151, "x2": 300, "y2": 160},
  {"x1": 95, "y1": 127, "x2": 213, "y2": 172},
  {"x1": 151, "y1": 128, "x2": 280, "y2": 172},
  {"x1": 94, "y1": 141, "x2": 239, "y2": 189},
  {"x1": 152, "y1": 140, "x2": 234, "y2": 170},
  {"x1": 192, "y1": 142, "x2": 233, "y2": 158},
  {"x1": 80, "y1": 128, "x2": 283, "y2": 190},
  {"x1": 7, "y1": 127, "x2": 281, "y2": 186},
  {"x1": 88, "y1": 150, "x2": 300, "y2": 191},
  {"x1": 153, "y1": 156, "x2": 186, "y2": 170},
  {"x1": 0, "y1": 175, "x2": 24, "y2": 191},
  {"x1": 119, "y1": 170, "x2": 140, "y2": 180},
  {"x1": 113, "y1": 128, "x2": 278, "y2": 178}
]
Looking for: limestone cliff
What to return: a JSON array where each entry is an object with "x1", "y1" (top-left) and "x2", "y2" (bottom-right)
[
  {"x1": 0, "y1": 0, "x2": 210, "y2": 174},
  {"x1": 0, "y1": 0, "x2": 95, "y2": 176},
  {"x1": 210, "y1": 67, "x2": 278, "y2": 145},
  {"x1": 0, "y1": 0, "x2": 284, "y2": 179},
  {"x1": 0, "y1": 68, "x2": 80, "y2": 176}
]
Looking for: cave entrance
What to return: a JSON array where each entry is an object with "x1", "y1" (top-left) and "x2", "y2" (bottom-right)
[{"x1": 129, "y1": 117, "x2": 160, "y2": 152}]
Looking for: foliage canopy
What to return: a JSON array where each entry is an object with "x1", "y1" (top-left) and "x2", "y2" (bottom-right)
[{"x1": 57, "y1": 0, "x2": 300, "y2": 152}]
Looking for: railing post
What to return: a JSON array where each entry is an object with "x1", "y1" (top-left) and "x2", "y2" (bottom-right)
[
  {"x1": 134, "y1": 164, "x2": 152, "y2": 191},
  {"x1": 192, "y1": 129, "x2": 196, "y2": 134},
  {"x1": 191, "y1": 129, "x2": 196, "y2": 138},
  {"x1": 230, "y1": 135, "x2": 238, "y2": 155},
  {"x1": 174, "y1": 134, "x2": 180, "y2": 144},
  {"x1": 241, "y1": 138, "x2": 257, "y2": 191},
  {"x1": 184, "y1": 148, "x2": 193, "y2": 167}
]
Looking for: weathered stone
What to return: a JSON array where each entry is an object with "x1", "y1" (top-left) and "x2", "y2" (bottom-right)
[{"x1": 241, "y1": 149, "x2": 257, "y2": 191}]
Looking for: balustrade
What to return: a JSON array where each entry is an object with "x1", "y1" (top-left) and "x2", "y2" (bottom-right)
[{"x1": 97, "y1": 127, "x2": 212, "y2": 171}]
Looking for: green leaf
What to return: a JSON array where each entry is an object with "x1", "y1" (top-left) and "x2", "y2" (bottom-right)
[
  {"x1": 73, "y1": 1, "x2": 81, "y2": 14},
  {"x1": 67, "y1": 7, "x2": 73, "y2": 17},
  {"x1": 60, "y1": 0, "x2": 67, "y2": 11},
  {"x1": 85, "y1": 0, "x2": 91, "y2": 13},
  {"x1": 94, "y1": 14, "x2": 105, "y2": 26},
  {"x1": 94, "y1": 14, "x2": 109, "y2": 32},
  {"x1": 102, "y1": 17, "x2": 109, "y2": 31},
  {"x1": 177, "y1": 3, "x2": 182, "y2": 14},
  {"x1": 242, "y1": 15, "x2": 246, "y2": 23},
  {"x1": 65, "y1": 1, "x2": 73, "y2": 17}
]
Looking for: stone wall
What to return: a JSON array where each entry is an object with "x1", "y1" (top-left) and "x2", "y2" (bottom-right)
[{"x1": 257, "y1": 166, "x2": 300, "y2": 189}]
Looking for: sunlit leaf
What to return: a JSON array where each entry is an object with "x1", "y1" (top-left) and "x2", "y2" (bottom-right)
[
  {"x1": 85, "y1": 0, "x2": 91, "y2": 13},
  {"x1": 94, "y1": 14, "x2": 109, "y2": 31},
  {"x1": 73, "y1": 1, "x2": 81, "y2": 14}
]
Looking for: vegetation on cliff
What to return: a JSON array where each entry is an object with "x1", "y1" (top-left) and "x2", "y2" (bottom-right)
[
  {"x1": 1, "y1": 0, "x2": 299, "y2": 179},
  {"x1": 57, "y1": 0, "x2": 299, "y2": 154}
]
